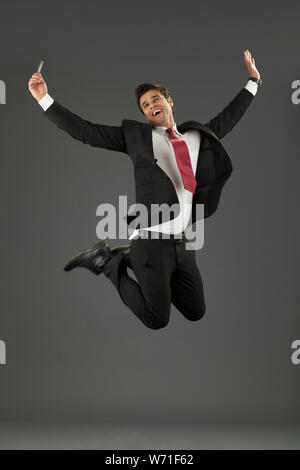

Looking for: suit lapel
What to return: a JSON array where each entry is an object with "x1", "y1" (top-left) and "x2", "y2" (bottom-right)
[
  {"x1": 177, "y1": 120, "x2": 220, "y2": 142},
  {"x1": 143, "y1": 122, "x2": 155, "y2": 159}
]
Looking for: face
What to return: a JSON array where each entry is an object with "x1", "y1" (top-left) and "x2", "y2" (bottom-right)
[{"x1": 140, "y1": 89, "x2": 174, "y2": 127}]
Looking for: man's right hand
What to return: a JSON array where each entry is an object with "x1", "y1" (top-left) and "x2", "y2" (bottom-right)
[{"x1": 28, "y1": 72, "x2": 48, "y2": 101}]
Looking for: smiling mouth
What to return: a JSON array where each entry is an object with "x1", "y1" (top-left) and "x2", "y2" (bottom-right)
[{"x1": 153, "y1": 110, "x2": 162, "y2": 117}]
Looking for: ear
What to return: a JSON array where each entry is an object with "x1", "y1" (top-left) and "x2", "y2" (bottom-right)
[{"x1": 168, "y1": 97, "x2": 174, "y2": 108}]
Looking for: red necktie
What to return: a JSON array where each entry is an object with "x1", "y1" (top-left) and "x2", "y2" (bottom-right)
[{"x1": 165, "y1": 127, "x2": 197, "y2": 194}]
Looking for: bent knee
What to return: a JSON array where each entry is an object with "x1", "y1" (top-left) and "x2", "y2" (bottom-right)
[
  {"x1": 144, "y1": 304, "x2": 170, "y2": 330},
  {"x1": 187, "y1": 304, "x2": 206, "y2": 322},
  {"x1": 147, "y1": 316, "x2": 170, "y2": 330}
]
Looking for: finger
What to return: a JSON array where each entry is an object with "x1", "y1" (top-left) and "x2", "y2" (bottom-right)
[{"x1": 29, "y1": 79, "x2": 41, "y2": 86}]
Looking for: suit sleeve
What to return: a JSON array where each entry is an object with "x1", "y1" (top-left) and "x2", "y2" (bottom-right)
[
  {"x1": 204, "y1": 87, "x2": 256, "y2": 140},
  {"x1": 42, "y1": 100, "x2": 127, "y2": 154}
]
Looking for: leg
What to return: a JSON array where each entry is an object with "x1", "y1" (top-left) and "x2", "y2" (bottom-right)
[
  {"x1": 171, "y1": 243, "x2": 206, "y2": 321},
  {"x1": 110, "y1": 244, "x2": 131, "y2": 268},
  {"x1": 102, "y1": 238, "x2": 176, "y2": 330}
]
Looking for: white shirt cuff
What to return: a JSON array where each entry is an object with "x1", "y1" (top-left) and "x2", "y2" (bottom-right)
[
  {"x1": 244, "y1": 80, "x2": 258, "y2": 96},
  {"x1": 38, "y1": 93, "x2": 54, "y2": 111}
]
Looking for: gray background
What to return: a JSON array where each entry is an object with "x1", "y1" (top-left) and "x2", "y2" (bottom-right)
[{"x1": 0, "y1": 0, "x2": 299, "y2": 449}]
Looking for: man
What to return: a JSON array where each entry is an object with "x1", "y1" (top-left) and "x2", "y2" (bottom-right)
[{"x1": 28, "y1": 50, "x2": 261, "y2": 330}]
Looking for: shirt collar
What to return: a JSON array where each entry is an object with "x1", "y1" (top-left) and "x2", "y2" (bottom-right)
[{"x1": 153, "y1": 122, "x2": 182, "y2": 137}]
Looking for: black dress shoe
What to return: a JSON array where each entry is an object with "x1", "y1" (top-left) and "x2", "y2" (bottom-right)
[{"x1": 63, "y1": 239, "x2": 113, "y2": 275}]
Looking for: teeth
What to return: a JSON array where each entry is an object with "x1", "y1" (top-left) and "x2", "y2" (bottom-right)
[{"x1": 153, "y1": 109, "x2": 161, "y2": 116}]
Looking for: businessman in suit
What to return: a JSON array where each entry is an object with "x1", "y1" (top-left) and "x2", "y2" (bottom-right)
[{"x1": 28, "y1": 50, "x2": 261, "y2": 330}]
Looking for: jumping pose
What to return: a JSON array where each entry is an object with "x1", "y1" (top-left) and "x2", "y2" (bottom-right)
[{"x1": 28, "y1": 50, "x2": 261, "y2": 330}]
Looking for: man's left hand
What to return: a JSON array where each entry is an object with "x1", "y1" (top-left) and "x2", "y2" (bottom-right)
[{"x1": 243, "y1": 50, "x2": 260, "y2": 79}]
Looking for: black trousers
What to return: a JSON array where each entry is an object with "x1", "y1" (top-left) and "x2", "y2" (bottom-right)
[{"x1": 102, "y1": 233, "x2": 206, "y2": 330}]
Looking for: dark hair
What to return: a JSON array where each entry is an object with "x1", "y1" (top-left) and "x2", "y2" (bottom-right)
[{"x1": 135, "y1": 82, "x2": 174, "y2": 117}]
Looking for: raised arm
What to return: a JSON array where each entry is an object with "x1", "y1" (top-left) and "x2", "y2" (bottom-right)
[
  {"x1": 28, "y1": 72, "x2": 127, "y2": 154},
  {"x1": 204, "y1": 50, "x2": 261, "y2": 140}
]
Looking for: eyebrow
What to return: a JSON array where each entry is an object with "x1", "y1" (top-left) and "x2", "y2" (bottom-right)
[{"x1": 141, "y1": 94, "x2": 160, "y2": 109}]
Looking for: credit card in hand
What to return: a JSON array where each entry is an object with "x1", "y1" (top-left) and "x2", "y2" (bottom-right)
[{"x1": 37, "y1": 60, "x2": 44, "y2": 73}]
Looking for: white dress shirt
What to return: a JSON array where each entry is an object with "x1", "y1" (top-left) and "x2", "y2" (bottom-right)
[
  {"x1": 38, "y1": 80, "x2": 258, "y2": 240},
  {"x1": 131, "y1": 123, "x2": 201, "y2": 240}
]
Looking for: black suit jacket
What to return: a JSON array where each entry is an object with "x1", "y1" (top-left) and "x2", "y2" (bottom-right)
[{"x1": 42, "y1": 86, "x2": 255, "y2": 228}]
